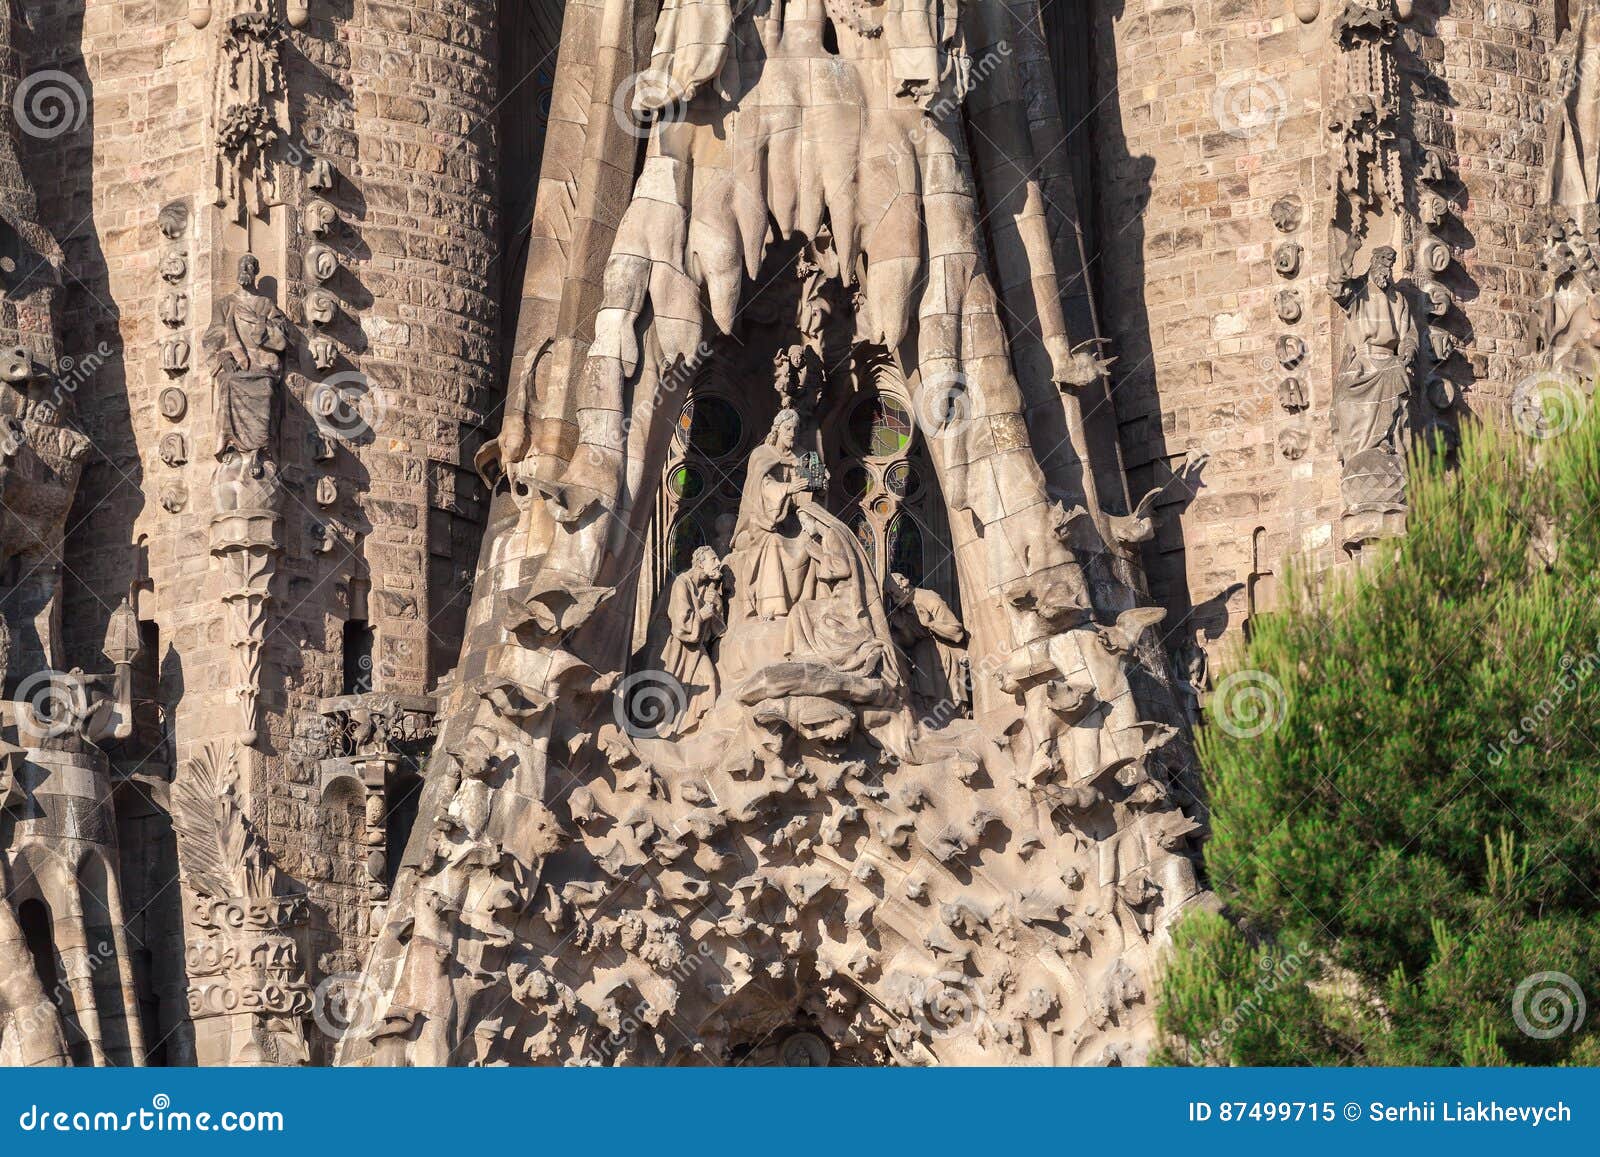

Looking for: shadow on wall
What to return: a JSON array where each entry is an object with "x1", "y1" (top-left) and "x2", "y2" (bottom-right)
[
  {"x1": 1076, "y1": 0, "x2": 1480, "y2": 664},
  {"x1": 1396, "y1": 1, "x2": 1478, "y2": 435},
  {"x1": 1075, "y1": 0, "x2": 1209, "y2": 659},
  {"x1": 19, "y1": 2, "x2": 143, "y2": 673}
]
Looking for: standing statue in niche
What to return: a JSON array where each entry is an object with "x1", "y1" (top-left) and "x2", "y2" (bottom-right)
[
  {"x1": 657, "y1": 546, "x2": 725, "y2": 735},
  {"x1": 204, "y1": 254, "x2": 290, "y2": 748},
  {"x1": 886, "y1": 572, "x2": 968, "y2": 719},
  {"x1": 1332, "y1": 246, "x2": 1416, "y2": 543},
  {"x1": 205, "y1": 254, "x2": 290, "y2": 508}
]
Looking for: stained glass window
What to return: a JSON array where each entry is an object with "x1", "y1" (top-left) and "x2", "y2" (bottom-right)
[
  {"x1": 887, "y1": 512, "x2": 923, "y2": 584},
  {"x1": 678, "y1": 396, "x2": 743, "y2": 459},
  {"x1": 851, "y1": 512, "x2": 877, "y2": 573},
  {"x1": 668, "y1": 463, "x2": 705, "y2": 501},
  {"x1": 848, "y1": 394, "x2": 913, "y2": 458},
  {"x1": 667, "y1": 517, "x2": 708, "y2": 574}
]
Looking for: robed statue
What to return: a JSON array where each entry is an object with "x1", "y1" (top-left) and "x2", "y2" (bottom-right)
[
  {"x1": 656, "y1": 545, "x2": 726, "y2": 735},
  {"x1": 205, "y1": 254, "x2": 290, "y2": 474},
  {"x1": 1332, "y1": 245, "x2": 1415, "y2": 522}
]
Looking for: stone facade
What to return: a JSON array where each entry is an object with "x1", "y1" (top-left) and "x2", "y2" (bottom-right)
[{"x1": 0, "y1": 0, "x2": 1587, "y2": 1066}]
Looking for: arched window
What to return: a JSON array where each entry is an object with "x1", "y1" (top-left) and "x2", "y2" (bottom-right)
[
  {"x1": 886, "y1": 512, "x2": 923, "y2": 584},
  {"x1": 638, "y1": 377, "x2": 756, "y2": 651},
  {"x1": 820, "y1": 353, "x2": 959, "y2": 612}
]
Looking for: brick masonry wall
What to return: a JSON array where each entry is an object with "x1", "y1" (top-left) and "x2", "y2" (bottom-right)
[
  {"x1": 1091, "y1": 0, "x2": 1342, "y2": 658},
  {"x1": 1090, "y1": 0, "x2": 1557, "y2": 661},
  {"x1": 271, "y1": 0, "x2": 501, "y2": 965},
  {"x1": 25, "y1": 0, "x2": 500, "y2": 1053},
  {"x1": 1413, "y1": 0, "x2": 1554, "y2": 426}
]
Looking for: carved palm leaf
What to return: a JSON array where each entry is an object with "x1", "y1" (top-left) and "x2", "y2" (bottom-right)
[{"x1": 171, "y1": 742, "x2": 279, "y2": 900}]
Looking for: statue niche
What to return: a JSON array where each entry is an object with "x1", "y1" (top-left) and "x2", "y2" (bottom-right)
[
  {"x1": 343, "y1": 0, "x2": 1210, "y2": 1070},
  {"x1": 204, "y1": 253, "x2": 290, "y2": 747},
  {"x1": 1332, "y1": 245, "x2": 1416, "y2": 548}
]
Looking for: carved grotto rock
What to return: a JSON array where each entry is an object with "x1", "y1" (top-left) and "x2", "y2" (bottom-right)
[{"x1": 337, "y1": 0, "x2": 1212, "y2": 1068}]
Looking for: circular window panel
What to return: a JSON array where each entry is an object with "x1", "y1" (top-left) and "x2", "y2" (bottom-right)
[
  {"x1": 847, "y1": 394, "x2": 913, "y2": 458},
  {"x1": 842, "y1": 464, "x2": 872, "y2": 501},
  {"x1": 668, "y1": 463, "x2": 705, "y2": 501},
  {"x1": 677, "y1": 396, "x2": 743, "y2": 459},
  {"x1": 885, "y1": 460, "x2": 919, "y2": 498}
]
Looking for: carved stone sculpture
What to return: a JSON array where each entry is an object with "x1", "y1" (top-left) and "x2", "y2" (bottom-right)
[
  {"x1": 1332, "y1": 246, "x2": 1415, "y2": 546},
  {"x1": 1550, "y1": 6, "x2": 1600, "y2": 209},
  {"x1": 204, "y1": 254, "x2": 289, "y2": 746},
  {"x1": 886, "y1": 572, "x2": 968, "y2": 720},
  {"x1": 1539, "y1": 222, "x2": 1600, "y2": 380},
  {"x1": 172, "y1": 744, "x2": 311, "y2": 1065},
  {"x1": 650, "y1": 545, "x2": 725, "y2": 737},
  {"x1": 214, "y1": 12, "x2": 285, "y2": 221},
  {"x1": 18, "y1": 0, "x2": 1576, "y2": 1072},
  {"x1": 205, "y1": 254, "x2": 289, "y2": 477},
  {"x1": 337, "y1": 0, "x2": 1211, "y2": 1069}
]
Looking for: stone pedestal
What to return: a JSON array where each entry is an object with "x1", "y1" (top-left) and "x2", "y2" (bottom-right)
[
  {"x1": 184, "y1": 893, "x2": 311, "y2": 1066},
  {"x1": 210, "y1": 507, "x2": 281, "y2": 746}
]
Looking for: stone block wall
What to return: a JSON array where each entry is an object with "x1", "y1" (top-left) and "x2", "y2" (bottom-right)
[
  {"x1": 19, "y1": 0, "x2": 500, "y2": 1059},
  {"x1": 1091, "y1": 0, "x2": 1340, "y2": 659},
  {"x1": 1414, "y1": 0, "x2": 1555, "y2": 426},
  {"x1": 1090, "y1": 0, "x2": 1558, "y2": 665}
]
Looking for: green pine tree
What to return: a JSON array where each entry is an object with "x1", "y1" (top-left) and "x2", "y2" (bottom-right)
[{"x1": 1155, "y1": 403, "x2": 1600, "y2": 1066}]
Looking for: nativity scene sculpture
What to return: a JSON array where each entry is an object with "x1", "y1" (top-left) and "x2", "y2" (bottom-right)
[{"x1": 337, "y1": 0, "x2": 1210, "y2": 1068}]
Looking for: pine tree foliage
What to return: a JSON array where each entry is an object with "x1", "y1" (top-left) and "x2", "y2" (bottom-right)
[{"x1": 1156, "y1": 413, "x2": 1600, "y2": 1066}]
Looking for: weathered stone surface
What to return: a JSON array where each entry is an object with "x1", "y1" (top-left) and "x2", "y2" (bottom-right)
[{"x1": 0, "y1": 0, "x2": 1577, "y2": 1068}]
